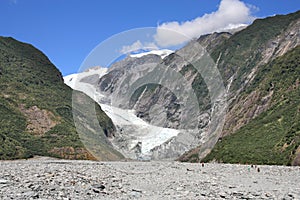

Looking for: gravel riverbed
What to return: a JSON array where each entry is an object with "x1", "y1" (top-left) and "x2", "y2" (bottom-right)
[{"x1": 0, "y1": 157, "x2": 299, "y2": 199}]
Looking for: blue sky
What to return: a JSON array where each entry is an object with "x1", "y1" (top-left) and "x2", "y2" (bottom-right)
[{"x1": 0, "y1": 0, "x2": 299, "y2": 75}]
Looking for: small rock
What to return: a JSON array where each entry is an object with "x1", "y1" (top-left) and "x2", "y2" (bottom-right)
[
  {"x1": 100, "y1": 190, "x2": 108, "y2": 195},
  {"x1": 130, "y1": 191, "x2": 142, "y2": 198},
  {"x1": 288, "y1": 193, "x2": 294, "y2": 197},
  {"x1": 26, "y1": 183, "x2": 34, "y2": 188},
  {"x1": 132, "y1": 188, "x2": 142, "y2": 193},
  {"x1": 219, "y1": 192, "x2": 227, "y2": 198},
  {"x1": 92, "y1": 184, "x2": 105, "y2": 190},
  {"x1": 0, "y1": 179, "x2": 8, "y2": 184},
  {"x1": 93, "y1": 188, "x2": 100, "y2": 193},
  {"x1": 265, "y1": 193, "x2": 272, "y2": 197},
  {"x1": 176, "y1": 187, "x2": 184, "y2": 191},
  {"x1": 232, "y1": 191, "x2": 243, "y2": 196}
]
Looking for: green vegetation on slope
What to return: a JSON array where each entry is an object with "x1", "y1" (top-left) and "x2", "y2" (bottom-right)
[
  {"x1": 203, "y1": 46, "x2": 300, "y2": 165},
  {"x1": 211, "y1": 10, "x2": 300, "y2": 91},
  {"x1": 0, "y1": 37, "x2": 123, "y2": 160},
  {"x1": 178, "y1": 10, "x2": 300, "y2": 165}
]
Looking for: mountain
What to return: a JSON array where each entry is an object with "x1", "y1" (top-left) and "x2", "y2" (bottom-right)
[
  {"x1": 64, "y1": 62, "x2": 183, "y2": 160},
  {"x1": 68, "y1": 10, "x2": 300, "y2": 165},
  {"x1": 201, "y1": 46, "x2": 300, "y2": 165},
  {"x1": 0, "y1": 37, "x2": 123, "y2": 160},
  {"x1": 179, "y1": 10, "x2": 300, "y2": 165}
]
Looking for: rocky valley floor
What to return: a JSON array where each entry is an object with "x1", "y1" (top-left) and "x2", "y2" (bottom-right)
[{"x1": 0, "y1": 157, "x2": 299, "y2": 200}]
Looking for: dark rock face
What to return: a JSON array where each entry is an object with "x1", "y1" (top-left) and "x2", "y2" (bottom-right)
[
  {"x1": 95, "y1": 35, "x2": 228, "y2": 130},
  {"x1": 81, "y1": 37, "x2": 227, "y2": 159},
  {"x1": 131, "y1": 85, "x2": 181, "y2": 128},
  {"x1": 98, "y1": 54, "x2": 162, "y2": 94},
  {"x1": 99, "y1": 69, "x2": 124, "y2": 93},
  {"x1": 80, "y1": 74, "x2": 100, "y2": 85}
]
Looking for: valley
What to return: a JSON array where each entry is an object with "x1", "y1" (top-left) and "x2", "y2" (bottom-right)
[
  {"x1": 0, "y1": 1, "x2": 300, "y2": 199},
  {"x1": 62, "y1": 10, "x2": 300, "y2": 165},
  {"x1": 0, "y1": 157, "x2": 299, "y2": 199},
  {"x1": 0, "y1": 8, "x2": 299, "y2": 166}
]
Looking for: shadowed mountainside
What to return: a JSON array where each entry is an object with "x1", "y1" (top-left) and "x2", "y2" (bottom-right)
[{"x1": 0, "y1": 37, "x2": 123, "y2": 160}]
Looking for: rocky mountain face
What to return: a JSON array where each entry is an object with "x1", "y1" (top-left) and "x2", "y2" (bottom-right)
[
  {"x1": 218, "y1": 13, "x2": 300, "y2": 137},
  {"x1": 201, "y1": 45, "x2": 300, "y2": 165},
  {"x1": 70, "y1": 38, "x2": 228, "y2": 160},
  {"x1": 0, "y1": 37, "x2": 123, "y2": 160},
  {"x1": 179, "y1": 11, "x2": 300, "y2": 165},
  {"x1": 71, "y1": 11, "x2": 300, "y2": 164}
]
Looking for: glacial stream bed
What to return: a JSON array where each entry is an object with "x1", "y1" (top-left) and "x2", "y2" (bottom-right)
[{"x1": 0, "y1": 157, "x2": 299, "y2": 199}]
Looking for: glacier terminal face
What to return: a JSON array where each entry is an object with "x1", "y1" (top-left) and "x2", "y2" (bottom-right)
[{"x1": 64, "y1": 65, "x2": 185, "y2": 160}]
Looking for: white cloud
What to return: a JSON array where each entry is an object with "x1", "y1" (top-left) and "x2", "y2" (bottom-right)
[
  {"x1": 154, "y1": 0, "x2": 256, "y2": 47},
  {"x1": 120, "y1": 40, "x2": 159, "y2": 54}
]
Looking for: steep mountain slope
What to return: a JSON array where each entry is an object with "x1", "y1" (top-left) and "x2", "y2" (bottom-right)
[
  {"x1": 214, "y1": 11, "x2": 300, "y2": 136},
  {"x1": 179, "y1": 11, "x2": 300, "y2": 164},
  {"x1": 0, "y1": 37, "x2": 123, "y2": 160},
  {"x1": 203, "y1": 46, "x2": 300, "y2": 165}
]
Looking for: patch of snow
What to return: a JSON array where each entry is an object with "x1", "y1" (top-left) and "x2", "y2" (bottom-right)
[
  {"x1": 63, "y1": 66, "x2": 108, "y2": 88},
  {"x1": 218, "y1": 23, "x2": 248, "y2": 33},
  {"x1": 130, "y1": 49, "x2": 174, "y2": 59}
]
